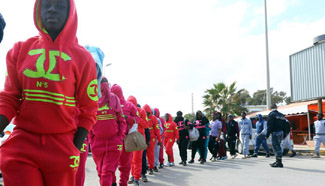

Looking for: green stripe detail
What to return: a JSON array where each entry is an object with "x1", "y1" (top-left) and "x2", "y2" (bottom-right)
[
  {"x1": 25, "y1": 97, "x2": 63, "y2": 105},
  {"x1": 25, "y1": 93, "x2": 65, "y2": 101},
  {"x1": 24, "y1": 89, "x2": 65, "y2": 97}
]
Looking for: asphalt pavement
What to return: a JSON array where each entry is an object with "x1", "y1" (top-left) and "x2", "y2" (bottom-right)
[{"x1": 85, "y1": 146, "x2": 325, "y2": 186}]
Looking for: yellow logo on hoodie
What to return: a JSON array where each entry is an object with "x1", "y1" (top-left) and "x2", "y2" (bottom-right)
[
  {"x1": 24, "y1": 49, "x2": 71, "y2": 81},
  {"x1": 87, "y1": 79, "x2": 98, "y2": 101}
]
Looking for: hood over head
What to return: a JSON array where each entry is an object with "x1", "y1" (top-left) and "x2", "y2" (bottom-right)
[
  {"x1": 111, "y1": 84, "x2": 126, "y2": 104},
  {"x1": 139, "y1": 109, "x2": 147, "y2": 120},
  {"x1": 166, "y1": 113, "x2": 173, "y2": 123},
  {"x1": 98, "y1": 78, "x2": 121, "y2": 112},
  {"x1": 34, "y1": 0, "x2": 78, "y2": 45},
  {"x1": 85, "y1": 45, "x2": 104, "y2": 97},
  {"x1": 142, "y1": 104, "x2": 152, "y2": 114},
  {"x1": 257, "y1": 114, "x2": 264, "y2": 123},
  {"x1": 127, "y1": 96, "x2": 137, "y2": 106},
  {"x1": 154, "y1": 108, "x2": 160, "y2": 117}
]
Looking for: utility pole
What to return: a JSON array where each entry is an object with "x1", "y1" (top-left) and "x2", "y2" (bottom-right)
[{"x1": 264, "y1": 0, "x2": 271, "y2": 109}]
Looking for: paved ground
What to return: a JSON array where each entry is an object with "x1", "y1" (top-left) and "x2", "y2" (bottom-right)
[{"x1": 85, "y1": 146, "x2": 325, "y2": 186}]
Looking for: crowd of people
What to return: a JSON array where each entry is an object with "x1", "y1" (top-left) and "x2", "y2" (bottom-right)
[{"x1": 0, "y1": 0, "x2": 324, "y2": 186}]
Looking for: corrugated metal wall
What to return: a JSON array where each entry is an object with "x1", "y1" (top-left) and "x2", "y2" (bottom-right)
[{"x1": 290, "y1": 42, "x2": 325, "y2": 102}]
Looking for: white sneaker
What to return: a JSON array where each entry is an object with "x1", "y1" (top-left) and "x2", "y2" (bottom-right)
[
  {"x1": 170, "y1": 162, "x2": 175, "y2": 166},
  {"x1": 312, "y1": 154, "x2": 320, "y2": 158},
  {"x1": 232, "y1": 154, "x2": 238, "y2": 159},
  {"x1": 164, "y1": 162, "x2": 171, "y2": 167}
]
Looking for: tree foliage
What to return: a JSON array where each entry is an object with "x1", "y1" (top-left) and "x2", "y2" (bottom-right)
[
  {"x1": 202, "y1": 82, "x2": 247, "y2": 119},
  {"x1": 248, "y1": 88, "x2": 288, "y2": 105}
]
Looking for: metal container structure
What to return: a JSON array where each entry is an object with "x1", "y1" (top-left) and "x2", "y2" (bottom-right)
[{"x1": 290, "y1": 42, "x2": 325, "y2": 102}]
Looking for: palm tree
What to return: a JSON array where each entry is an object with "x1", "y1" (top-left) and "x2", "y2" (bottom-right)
[{"x1": 203, "y1": 82, "x2": 248, "y2": 119}]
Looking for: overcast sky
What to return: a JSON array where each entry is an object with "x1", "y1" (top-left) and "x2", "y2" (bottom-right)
[{"x1": 0, "y1": 0, "x2": 325, "y2": 116}]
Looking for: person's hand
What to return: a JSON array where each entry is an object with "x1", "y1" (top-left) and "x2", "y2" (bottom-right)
[
  {"x1": 215, "y1": 137, "x2": 219, "y2": 142},
  {"x1": 249, "y1": 136, "x2": 252, "y2": 140},
  {"x1": 258, "y1": 133, "x2": 262, "y2": 137}
]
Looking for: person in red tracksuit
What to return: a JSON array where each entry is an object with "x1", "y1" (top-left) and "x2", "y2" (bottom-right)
[
  {"x1": 0, "y1": 0, "x2": 98, "y2": 185},
  {"x1": 90, "y1": 78, "x2": 126, "y2": 186},
  {"x1": 127, "y1": 96, "x2": 149, "y2": 186},
  {"x1": 154, "y1": 108, "x2": 166, "y2": 169},
  {"x1": 164, "y1": 113, "x2": 179, "y2": 167},
  {"x1": 111, "y1": 85, "x2": 140, "y2": 186},
  {"x1": 143, "y1": 104, "x2": 162, "y2": 175}
]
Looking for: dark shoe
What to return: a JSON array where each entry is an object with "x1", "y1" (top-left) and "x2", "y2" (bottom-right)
[
  {"x1": 179, "y1": 161, "x2": 184, "y2": 165},
  {"x1": 159, "y1": 163, "x2": 164, "y2": 169},
  {"x1": 251, "y1": 154, "x2": 258, "y2": 158},
  {"x1": 269, "y1": 161, "x2": 277, "y2": 166},
  {"x1": 134, "y1": 180, "x2": 140, "y2": 186},
  {"x1": 198, "y1": 157, "x2": 202, "y2": 161},
  {"x1": 289, "y1": 151, "x2": 296, "y2": 157},
  {"x1": 270, "y1": 159, "x2": 283, "y2": 168},
  {"x1": 128, "y1": 176, "x2": 134, "y2": 184},
  {"x1": 141, "y1": 174, "x2": 148, "y2": 182},
  {"x1": 266, "y1": 154, "x2": 270, "y2": 158},
  {"x1": 210, "y1": 157, "x2": 213, "y2": 161},
  {"x1": 148, "y1": 169, "x2": 154, "y2": 175},
  {"x1": 153, "y1": 167, "x2": 158, "y2": 172},
  {"x1": 188, "y1": 159, "x2": 194, "y2": 164},
  {"x1": 183, "y1": 161, "x2": 187, "y2": 166},
  {"x1": 112, "y1": 183, "x2": 117, "y2": 186},
  {"x1": 200, "y1": 160, "x2": 205, "y2": 164}
]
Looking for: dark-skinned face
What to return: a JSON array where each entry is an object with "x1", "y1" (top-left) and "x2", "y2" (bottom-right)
[
  {"x1": 41, "y1": 0, "x2": 69, "y2": 36},
  {"x1": 318, "y1": 113, "x2": 323, "y2": 120},
  {"x1": 165, "y1": 114, "x2": 169, "y2": 121},
  {"x1": 241, "y1": 113, "x2": 246, "y2": 119},
  {"x1": 228, "y1": 116, "x2": 234, "y2": 121},
  {"x1": 212, "y1": 113, "x2": 217, "y2": 120}
]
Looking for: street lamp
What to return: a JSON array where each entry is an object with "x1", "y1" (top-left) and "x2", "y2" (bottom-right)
[
  {"x1": 264, "y1": 0, "x2": 271, "y2": 110},
  {"x1": 103, "y1": 63, "x2": 112, "y2": 77}
]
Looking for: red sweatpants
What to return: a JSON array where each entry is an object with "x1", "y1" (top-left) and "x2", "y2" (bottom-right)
[
  {"x1": 159, "y1": 138, "x2": 164, "y2": 164},
  {"x1": 75, "y1": 139, "x2": 89, "y2": 186},
  {"x1": 146, "y1": 138, "x2": 156, "y2": 169},
  {"x1": 112, "y1": 145, "x2": 133, "y2": 186},
  {"x1": 0, "y1": 129, "x2": 80, "y2": 186},
  {"x1": 164, "y1": 138, "x2": 175, "y2": 163},
  {"x1": 131, "y1": 150, "x2": 143, "y2": 180},
  {"x1": 91, "y1": 137, "x2": 122, "y2": 186},
  {"x1": 217, "y1": 139, "x2": 226, "y2": 157}
]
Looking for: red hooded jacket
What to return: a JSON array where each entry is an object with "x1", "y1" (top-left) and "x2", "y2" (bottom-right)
[
  {"x1": 111, "y1": 84, "x2": 140, "y2": 134},
  {"x1": 91, "y1": 81, "x2": 126, "y2": 140},
  {"x1": 154, "y1": 108, "x2": 165, "y2": 134},
  {"x1": 0, "y1": 0, "x2": 98, "y2": 133},
  {"x1": 164, "y1": 113, "x2": 179, "y2": 140},
  {"x1": 143, "y1": 104, "x2": 162, "y2": 143},
  {"x1": 127, "y1": 95, "x2": 148, "y2": 135}
]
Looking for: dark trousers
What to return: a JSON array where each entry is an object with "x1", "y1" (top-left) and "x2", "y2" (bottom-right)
[
  {"x1": 141, "y1": 150, "x2": 147, "y2": 174},
  {"x1": 208, "y1": 136, "x2": 219, "y2": 158},
  {"x1": 191, "y1": 134, "x2": 206, "y2": 160},
  {"x1": 272, "y1": 131, "x2": 283, "y2": 159},
  {"x1": 178, "y1": 137, "x2": 189, "y2": 162},
  {"x1": 227, "y1": 136, "x2": 237, "y2": 155}
]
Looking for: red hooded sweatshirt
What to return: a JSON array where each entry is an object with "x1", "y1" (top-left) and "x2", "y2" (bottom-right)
[
  {"x1": 0, "y1": 0, "x2": 98, "y2": 134},
  {"x1": 111, "y1": 84, "x2": 140, "y2": 133},
  {"x1": 164, "y1": 113, "x2": 179, "y2": 140},
  {"x1": 127, "y1": 96, "x2": 148, "y2": 135},
  {"x1": 143, "y1": 104, "x2": 162, "y2": 143},
  {"x1": 154, "y1": 108, "x2": 166, "y2": 134},
  {"x1": 91, "y1": 81, "x2": 126, "y2": 140}
]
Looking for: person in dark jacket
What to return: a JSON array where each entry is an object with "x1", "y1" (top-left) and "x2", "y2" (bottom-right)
[
  {"x1": 0, "y1": 13, "x2": 5, "y2": 43},
  {"x1": 226, "y1": 114, "x2": 239, "y2": 159},
  {"x1": 174, "y1": 111, "x2": 190, "y2": 166},
  {"x1": 266, "y1": 104, "x2": 287, "y2": 168},
  {"x1": 188, "y1": 110, "x2": 209, "y2": 164}
]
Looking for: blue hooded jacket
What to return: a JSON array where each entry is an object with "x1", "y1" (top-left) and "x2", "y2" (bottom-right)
[{"x1": 85, "y1": 45, "x2": 104, "y2": 97}]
